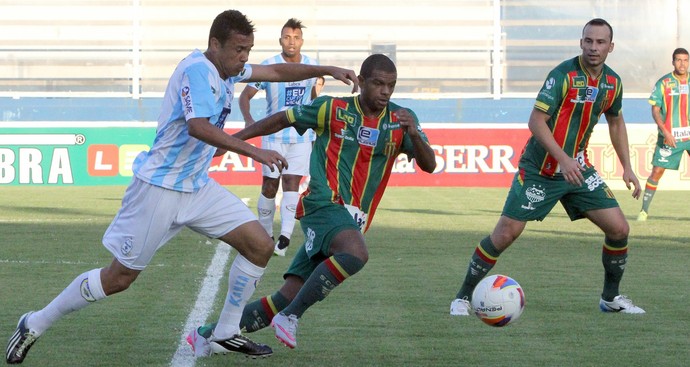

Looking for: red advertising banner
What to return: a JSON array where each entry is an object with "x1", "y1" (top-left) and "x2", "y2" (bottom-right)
[{"x1": 209, "y1": 126, "x2": 532, "y2": 187}]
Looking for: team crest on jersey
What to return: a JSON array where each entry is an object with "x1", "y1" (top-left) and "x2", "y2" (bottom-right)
[
  {"x1": 384, "y1": 140, "x2": 398, "y2": 157},
  {"x1": 521, "y1": 184, "x2": 545, "y2": 210}
]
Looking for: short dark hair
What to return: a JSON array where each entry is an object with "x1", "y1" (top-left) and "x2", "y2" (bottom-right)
[
  {"x1": 673, "y1": 47, "x2": 689, "y2": 60},
  {"x1": 583, "y1": 18, "x2": 613, "y2": 41},
  {"x1": 283, "y1": 18, "x2": 305, "y2": 30},
  {"x1": 209, "y1": 10, "x2": 255, "y2": 47},
  {"x1": 360, "y1": 54, "x2": 397, "y2": 78}
]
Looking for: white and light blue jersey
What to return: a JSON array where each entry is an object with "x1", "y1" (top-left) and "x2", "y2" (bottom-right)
[
  {"x1": 248, "y1": 54, "x2": 317, "y2": 143},
  {"x1": 132, "y1": 49, "x2": 252, "y2": 192}
]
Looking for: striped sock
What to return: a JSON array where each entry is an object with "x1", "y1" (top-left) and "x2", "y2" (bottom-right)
[
  {"x1": 641, "y1": 178, "x2": 658, "y2": 213},
  {"x1": 198, "y1": 291, "x2": 290, "y2": 336},
  {"x1": 456, "y1": 236, "x2": 501, "y2": 300},
  {"x1": 601, "y1": 237, "x2": 628, "y2": 301},
  {"x1": 281, "y1": 253, "x2": 364, "y2": 318}
]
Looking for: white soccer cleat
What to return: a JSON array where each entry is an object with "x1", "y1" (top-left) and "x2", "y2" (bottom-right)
[
  {"x1": 636, "y1": 211, "x2": 648, "y2": 222},
  {"x1": 271, "y1": 312, "x2": 298, "y2": 349},
  {"x1": 186, "y1": 327, "x2": 212, "y2": 357},
  {"x1": 450, "y1": 298, "x2": 471, "y2": 316},
  {"x1": 273, "y1": 243, "x2": 287, "y2": 257},
  {"x1": 273, "y1": 235, "x2": 290, "y2": 257},
  {"x1": 599, "y1": 295, "x2": 645, "y2": 314}
]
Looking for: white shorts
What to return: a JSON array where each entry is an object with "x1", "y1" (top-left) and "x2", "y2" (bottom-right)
[
  {"x1": 261, "y1": 140, "x2": 312, "y2": 178},
  {"x1": 102, "y1": 177, "x2": 255, "y2": 270}
]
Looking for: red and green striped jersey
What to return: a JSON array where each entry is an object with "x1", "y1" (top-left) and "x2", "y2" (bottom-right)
[
  {"x1": 648, "y1": 72, "x2": 690, "y2": 142},
  {"x1": 286, "y1": 95, "x2": 429, "y2": 233},
  {"x1": 521, "y1": 56, "x2": 623, "y2": 177}
]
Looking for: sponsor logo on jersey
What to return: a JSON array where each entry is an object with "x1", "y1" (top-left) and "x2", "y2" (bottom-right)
[
  {"x1": 357, "y1": 126, "x2": 379, "y2": 147},
  {"x1": 285, "y1": 86, "x2": 306, "y2": 106},
  {"x1": 334, "y1": 128, "x2": 355, "y2": 142},
  {"x1": 573, "y1": 76, "x2": 586, "y2": 88},
  {"x1": 182, "y1": 86, "x2": 193, "y2": 114},
  {"x1": 336, "y1": 107, "x2": 358, "y2": 125}
]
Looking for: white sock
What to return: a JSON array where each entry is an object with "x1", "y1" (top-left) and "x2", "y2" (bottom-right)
[
  {"x1": 213, "y1": 254, "x2": 265, "y2": 339},
  {"x1": 257, "y1": 194, "x2": 275, "y2": 237},
  {"x1": 280, "y1": 191, "x2": 299, "y2": 239},
  {"x1": 28, "y1": 268, "x2": 106, "y2": 335}
]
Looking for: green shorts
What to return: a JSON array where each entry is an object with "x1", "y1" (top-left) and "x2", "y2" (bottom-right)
[
  {"x1": 502, "y1": 166, "x2": 619, "y2": 222},
  {"x1": 284, "y1": 203, "x2": 360, "y2": 281},
  {"x1": 652, "y1": 138, "x2": 690, "y2": 170}
]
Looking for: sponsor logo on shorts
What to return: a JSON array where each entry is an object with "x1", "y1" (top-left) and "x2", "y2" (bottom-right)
[
  {"x1": 585, "y1": 172, "x2": 605, "y2": 191},
  {"x1": 305, "y1": 227, "x2": 315, "y2": 252}
]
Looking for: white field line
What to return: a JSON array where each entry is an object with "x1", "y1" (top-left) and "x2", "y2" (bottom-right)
[{"x1": 170, "y1": 241, "x2": 231, "y2": 367}]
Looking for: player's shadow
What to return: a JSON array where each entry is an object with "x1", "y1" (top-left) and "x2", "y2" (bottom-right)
[
  {"x1": 527, "y1": 228, "x2": 688, "y2": 246},
  {"x1": 377, "y1": 207, "x2": 457, "y2": 216},
  {"x1": 2, "y1": 205, "x2": 108, "y2": 217}
]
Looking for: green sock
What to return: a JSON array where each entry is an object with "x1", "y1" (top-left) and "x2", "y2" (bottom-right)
[
  {"x1": 198, "y1": 291, "x2": 290, "y2": 337},
  {"x1": 456, "y1": 236, "x2": 501, "y2": 300},
  {"x1": 282, "y1": 253, "x2": 364, "y2": 318},
  {"x1": 601, "y1": 237, "x2": 627, "y2": 301},
  {"x1": 641, "y1": 178, "x2": 658, "y2": 213}
]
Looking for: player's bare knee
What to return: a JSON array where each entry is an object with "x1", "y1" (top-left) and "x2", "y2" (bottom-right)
[{"x1": 606, "y1": 223, "x2": 629, "y2": 241}]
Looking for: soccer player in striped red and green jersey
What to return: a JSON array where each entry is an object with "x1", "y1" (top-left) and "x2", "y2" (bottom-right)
[
  {"x1": 637, "y1": 48, "x2": 690, "y2": 221},
  {"x1": 450, "y1": 18, "x2": 646, "y2": 317},
  {"x1": 196, "y1": 54, "x2": 436, "y2": 349}
]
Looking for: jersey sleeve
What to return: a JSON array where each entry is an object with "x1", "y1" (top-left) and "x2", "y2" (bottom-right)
[
  {"x1": 648, "y1": 78, "x2": 664, "y2": 107},
  {"x1": 181, "y1": 63, "x2": 216, "y2": 121},
  {"x1": 286, "y1": 95, "x2": 331, "y2": 136},
  {"x1": 534, "y1": 69, "x2": 567, "y2": 115},
  {"x1": 228, "y1": 64, "x2": 253, "y2": 84},
  {"x1": 606, "y1": 78, "x2": 624, "y2": 116}
]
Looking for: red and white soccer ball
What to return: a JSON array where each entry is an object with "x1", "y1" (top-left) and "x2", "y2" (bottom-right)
[{"x1": 471, "y1": 274, "x2": 525, "y2": 327}]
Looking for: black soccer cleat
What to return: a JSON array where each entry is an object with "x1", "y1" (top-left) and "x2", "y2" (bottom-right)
[
  {"x1": 6, "y1": 312, "x2": 39, "y2": 364},
  {"x1": 210, "y1": 334, "x2": 273, "y2": 358}
]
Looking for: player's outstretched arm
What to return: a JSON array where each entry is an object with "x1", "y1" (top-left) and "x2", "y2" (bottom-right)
[
  {"x1": 188, "y1": 117, "x2": 287, "y2": 171},
  {"x1": 233, "y1": 111, "x2": 291, "y2": 141},
  {"x1": 248, "y1": 63, "x2": 358, "y2": 93}
]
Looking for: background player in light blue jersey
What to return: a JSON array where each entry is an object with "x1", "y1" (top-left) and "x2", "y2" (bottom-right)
[
  {"x1": 239, "y1": 18, "x2": 322, "y2": 257},
  {"x1": 6, "y1": 9, "x2": 357, "y2": 364}
]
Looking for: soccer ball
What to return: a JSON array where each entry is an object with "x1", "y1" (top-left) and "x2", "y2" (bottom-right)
[{"x1": 471, "y1": 274, "x2": 525, "y2": 327}]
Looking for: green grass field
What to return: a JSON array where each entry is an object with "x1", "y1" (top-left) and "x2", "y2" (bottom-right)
[{"x1": 1, "y1": 186, "x2": 688, "y2": 367}]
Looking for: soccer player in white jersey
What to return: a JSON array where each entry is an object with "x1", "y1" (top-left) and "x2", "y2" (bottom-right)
[
  {"x1": 5, "y1": 9, "x2": 357, "y2": 364},
  {"x1": 239, "y1": 18, "x2": 322, "y2": 257}
]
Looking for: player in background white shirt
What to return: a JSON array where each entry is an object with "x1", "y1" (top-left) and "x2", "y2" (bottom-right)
[
  {"x1": 6, "y1": 9, "x2": 357, "y2": 364},
  {"x1": 239, "y1": 18, "x2": 323, "y2": 257}
]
